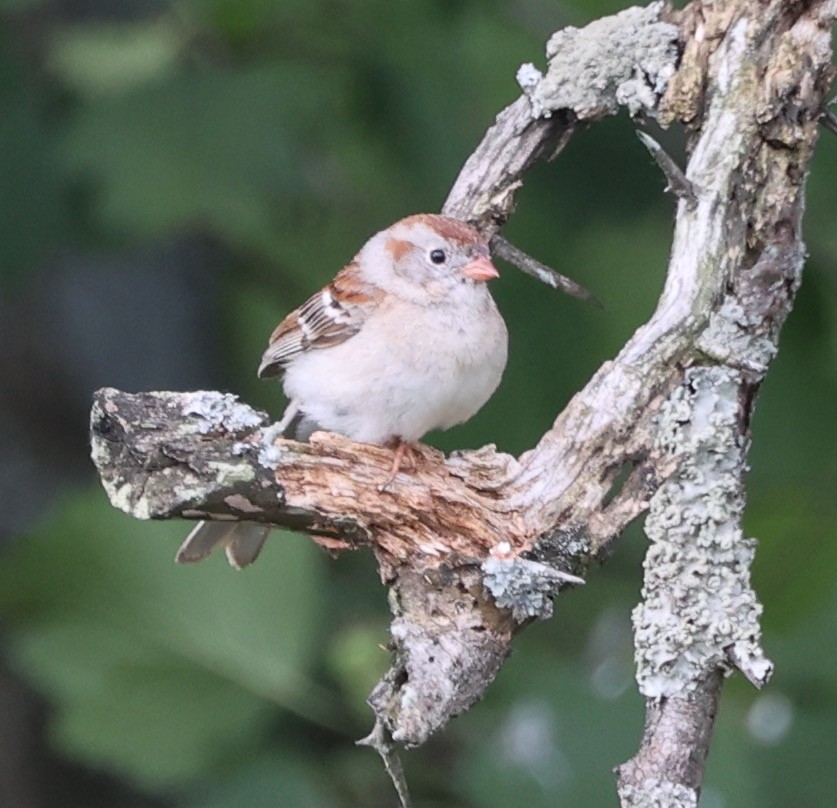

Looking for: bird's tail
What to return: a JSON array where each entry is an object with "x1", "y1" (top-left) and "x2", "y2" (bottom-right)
[
  {"x1": 176, "y1": 521, "x2": 270, "y2": 569},
  {"x1": 174, "y1": 398, "x2": 321, "y2": 568}
]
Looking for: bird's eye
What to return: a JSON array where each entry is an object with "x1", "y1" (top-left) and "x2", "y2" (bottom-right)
[{"x1": 429, "y1": 249, "x2": 446, "y2": 265}]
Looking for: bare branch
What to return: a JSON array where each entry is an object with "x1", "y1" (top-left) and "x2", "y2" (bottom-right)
[
  {"x1": 821, "y1": 107, "x2": 837, "y2": 135},
  {"x1": 357, "y1": 721, "x2": 413, "y2": 808},
  {"x1": 636, "y1": 130, "x2": 697, "y2": 205},
  {"x1": 616, "y1": 670, "x2": 724, "y2": 808},
  {"x1": 491, "y1": 235, "x2": 602, "y2": 306}
]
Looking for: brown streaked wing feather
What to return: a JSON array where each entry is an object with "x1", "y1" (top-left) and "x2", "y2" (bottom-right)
[
  {"x1": 258, "y1": 310, "x2": 305, "y2": 373},
  {"x1": 257, "y1": 263, "x2": 381, "y2": 378}
]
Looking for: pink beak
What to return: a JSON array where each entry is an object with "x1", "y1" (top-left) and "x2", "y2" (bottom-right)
[{"x1": 461, "y1": 255, "x2": 500, "y2": 282}]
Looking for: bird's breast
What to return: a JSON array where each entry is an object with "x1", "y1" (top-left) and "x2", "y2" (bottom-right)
[{"x1": 282, "y1": 290, "x2": 507, "y2": 444}]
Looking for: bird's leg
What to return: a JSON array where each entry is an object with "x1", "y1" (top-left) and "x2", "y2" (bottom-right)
[{"x1": 379, "y1": 438, "x2": 420, "y2": 492}]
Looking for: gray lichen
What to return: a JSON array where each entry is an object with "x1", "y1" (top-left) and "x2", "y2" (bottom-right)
[
  {"x1": 697, "y1": 296, "x2": 779, "y2": 373},
  {"x1": 258, "y1": 422, "x2": 290, "y2": 469},
  {"x1": 632, "y1": 367, "x2": 772, "y2": 699},
  {"x1": 181, "y1": 390, "x2": 263, "y2": 435},
  {"x1": 483, "y1": 554, "x2": 585, "y2": 622},
  {"x1": 519, "y1": 2, "x2": 679, "y2": 120},
  {"x1": 617, "y1": 780, "x2": 698, "y2": 808},
  {"x1": 515, "y1": 63, "x2": 546, "y2": 116}
]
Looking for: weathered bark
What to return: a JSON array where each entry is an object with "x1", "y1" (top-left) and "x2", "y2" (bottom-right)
[
  {"x1": 90, "y1": 0, "x2": 836, "y2": 803},
  {"x1": 614, "y1": 0, "x2": 835, "y2": 803}
]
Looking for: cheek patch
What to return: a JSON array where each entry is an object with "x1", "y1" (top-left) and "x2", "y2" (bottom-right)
[{"x1": 385, "y1": 238, "x2": 413, "y2": 262}]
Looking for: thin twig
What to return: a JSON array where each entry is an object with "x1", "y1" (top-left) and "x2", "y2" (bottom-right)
[
  {"x1": 357, "y1": 720, "x2": 413, "y2": 808},
  {"x1": 491, "y1": 235, "x2": 602, "y2": 307},
  {"x1": 547, "y1": 118, "x2": 577, "y2": 161},
  {"x1": 821, "y1": 108, "x2": 837, "y2": 136},
  {"x1": 636, "y1": 130, "x2": 697, "y2": 206}
]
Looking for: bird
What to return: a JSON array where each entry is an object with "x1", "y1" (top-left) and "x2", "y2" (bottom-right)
[{"x1": 176, "y1": 213, "x2": 508, "y2": 569}]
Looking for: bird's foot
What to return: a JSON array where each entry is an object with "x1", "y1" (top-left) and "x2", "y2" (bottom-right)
[{"x1": 379, "y1": 439, "x2": 422, "y2": 492}]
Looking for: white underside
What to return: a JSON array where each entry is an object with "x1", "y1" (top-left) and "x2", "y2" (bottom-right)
[{"x1": 282, "y1": 286, "x2": 507, "y2": 444}]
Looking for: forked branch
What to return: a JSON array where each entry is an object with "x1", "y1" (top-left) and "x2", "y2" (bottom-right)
[{"x1": 90, "y1": 1, "x2": 836, "y2": 805}]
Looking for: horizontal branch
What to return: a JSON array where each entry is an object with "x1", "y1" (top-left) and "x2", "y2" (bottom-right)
[{"x1": 91, "y1": 388, "x2": 522, "y2": 576}]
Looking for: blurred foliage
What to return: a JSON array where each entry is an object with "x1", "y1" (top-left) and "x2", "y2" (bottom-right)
[
  {"x1": 0, "y1": 490, "x2": 335, "y2": 789},
  {"x1": 0, "y1": 1, "x2": 835, "y2": 806}
]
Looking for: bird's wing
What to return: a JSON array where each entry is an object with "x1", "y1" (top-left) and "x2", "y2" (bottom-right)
[{"x1": 257, "y1": 263, "x2": 383, "y2": 378}]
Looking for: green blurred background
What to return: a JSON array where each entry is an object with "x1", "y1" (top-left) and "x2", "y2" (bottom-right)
[{"x1": 0, "y1": 1, "x2": 834, "y2": 806}]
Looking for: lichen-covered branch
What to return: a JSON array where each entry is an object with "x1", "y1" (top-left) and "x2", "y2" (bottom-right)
[
  {"x1": 89, "y1": 1, "x2": 835, "y2": 802},
  {"x1": 442, "y1": 1, "x2": 679, "y2": 230},
  {"x1": 616, "y1": 370, "x2": 771, "y2": 806},
  {"x1": 614, "y1": 0, "x2": 835, "y2": 803}
]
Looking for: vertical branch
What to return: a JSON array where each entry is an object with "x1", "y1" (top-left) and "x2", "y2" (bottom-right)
[
  {"x1": 617, "y1": 673, "x2": 724, "y2": 808},
  {"x1": 616, "y1": 0, "x2": 835, "y2": 802},
  {"x1": 616, "y1": 369, "x2": 771, "y2": 806}
]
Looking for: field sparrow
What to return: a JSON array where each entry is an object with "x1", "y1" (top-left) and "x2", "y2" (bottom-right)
[{"x1": 177, "y1": 213, "x2": 507, "y2": 568}]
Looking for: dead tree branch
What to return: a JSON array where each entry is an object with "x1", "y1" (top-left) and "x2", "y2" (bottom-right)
[
  {"x1": 90, "y1": 0, "x2": 836, "y2": 803},
  {"x1": 614, "y1": 0, "x2": 835, "y2": 803}
]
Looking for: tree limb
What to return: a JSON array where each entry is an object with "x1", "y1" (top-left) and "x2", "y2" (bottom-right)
[
  {"x1": 615, "y1": 0, "x2": 835, "y2": 802},
  {"x1": 89, "y1": 0, "x2": 836, "y2": 800}
]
